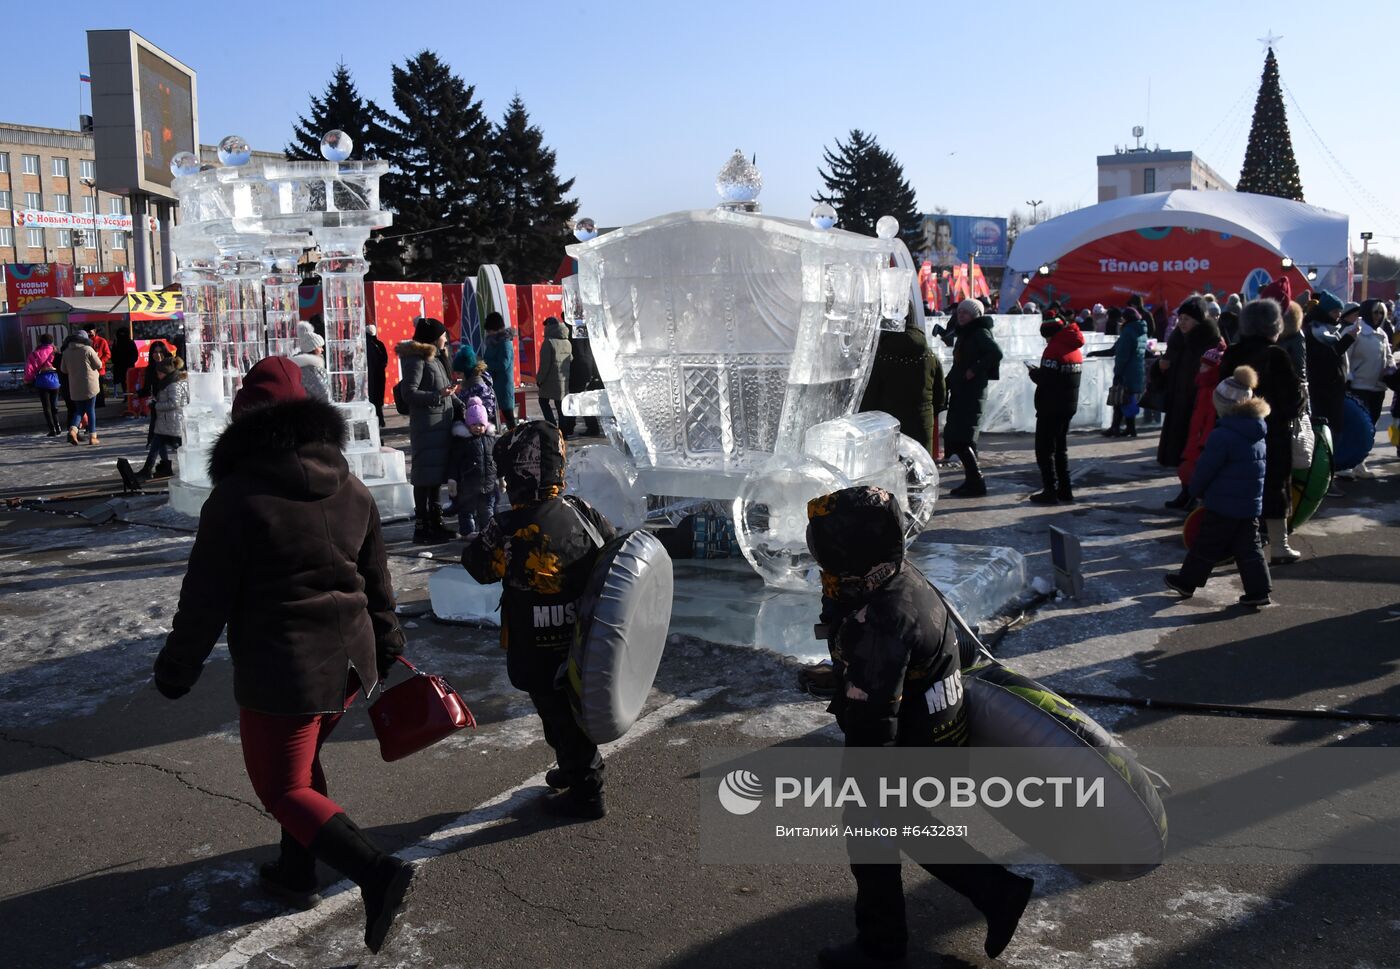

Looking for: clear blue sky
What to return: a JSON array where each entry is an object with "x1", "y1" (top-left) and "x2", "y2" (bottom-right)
[{"x1": 15, "y1": 0, "x2": 1400, "y2": 248}]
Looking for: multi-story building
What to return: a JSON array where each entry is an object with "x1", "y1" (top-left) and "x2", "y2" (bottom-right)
[
  {"x1": 0, "y1": 122, "x2": 134, "y2": 286},
  {"x1": 1, "y1": 121, "x2": 281, "y2": 310},
  {"x1": 1097, "y1": 148, "x2": 1234, "y2": 202}
]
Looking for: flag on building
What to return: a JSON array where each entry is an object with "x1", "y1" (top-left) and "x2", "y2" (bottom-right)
[{"x1": 79, "y1": 73, "x2": 91, "y2": 82}]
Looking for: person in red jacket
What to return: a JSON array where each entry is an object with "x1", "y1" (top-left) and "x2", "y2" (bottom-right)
[
  {"x1": 1025, "y1": 312, "x2": 1085, "y2": 503},
  {"x1": 1176, "y1": 345, "x2": 1226, "y2": 489},
  {"x1": 83, "y1": 324, "x2": 111, "y2": 406}
]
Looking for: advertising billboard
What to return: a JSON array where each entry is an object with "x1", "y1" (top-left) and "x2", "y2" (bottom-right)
[
  {"x1": 913, "y1": 215, "x2": 1009, "y2": 268},
  {"x1": 87, "y1": 30, "x2": 198, "y2": 200},
  {"x1": 4, "y1": 264, "x2": 77, "y2": 311}
]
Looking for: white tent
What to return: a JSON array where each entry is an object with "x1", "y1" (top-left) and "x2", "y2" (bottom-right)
[{"x1": 1001, "y1": 191, "x2": 1350, "y2": 309}]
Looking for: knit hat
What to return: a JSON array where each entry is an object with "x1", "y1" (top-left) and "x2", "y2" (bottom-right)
[
  {"x1": 1225, "y1": 293, "x2": 1243, "y2": 314},
  {"x1": 413, "y1": 317, "x2": 447, "y2": 344},
  {"x1": 1314, "y1": 290, "x2": 1343, "y2": 314},
  {"x1": 1201, "y1": 346, "x2": 1225, "y2": 368},
  {"x1": 232, "y1": 356, "x2": 307, "y2": 418},
  {"x1": 1340, "y1": 301, "x2": 1362, "y2": 320},
  {"x1": 1259, "y1": 277, "x2": 1292, "y2": 306},
  {"x1": 71, "y1": 328, "x2": 91, "y2": 343},
  {"x1": 1092, "y1": 303, "x2": 1107, "y2": 317},
  {"x1": 1213, "y1": 365, "x2": 1258, "y2": 415},
  {"x1": 296, "y1": 320, "x2": 324, "y2": 353},
  {"x1": 466, "y1": 396, "x2": 489, "y2": 427},
  {"x1": 956, "y1": 298, "x2": 984, "y2": 320}
]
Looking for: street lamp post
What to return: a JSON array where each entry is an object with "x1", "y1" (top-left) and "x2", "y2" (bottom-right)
[
  {"x1": 80, "y1": 176, "x2": 102, "y2": 274},
  {"x1": 1360, "y1": 231, "x2": 1373, "y2": 300},
  {"x1": 1025, "y1": 199, "x2": 1044, "y2": 224}
]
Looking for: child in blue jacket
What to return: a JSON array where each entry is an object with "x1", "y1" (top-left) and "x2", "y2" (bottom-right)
[{"x1": 1164, "y1": 366, "x2": 1273, "y2": 607}]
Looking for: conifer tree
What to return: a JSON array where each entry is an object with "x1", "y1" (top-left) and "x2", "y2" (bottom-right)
[
  {"x1": 487, "y1": 96, "x2": 579, "y2": 283},
  {"x1": 813, "y1": 129, "x2": 921, "y2": 241},
  {"x1": 286, "y1": 62, "x2": 391, "y2": 162},
  {"x1": 374, "y1": 51, "x2": 493, "y2": 281},
  {"x1": 1236, "y1": 47, "x2": 1305, "y2": 201}
]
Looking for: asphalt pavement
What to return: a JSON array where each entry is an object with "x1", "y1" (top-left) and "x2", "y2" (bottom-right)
[{"x1": 1, "y1": 414, "x2": 1398, "y2": 969}]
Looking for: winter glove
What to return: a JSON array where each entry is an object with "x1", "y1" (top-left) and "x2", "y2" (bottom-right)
[{"x1": 153, "y1": 675, "x2": 189, "y2": 700}]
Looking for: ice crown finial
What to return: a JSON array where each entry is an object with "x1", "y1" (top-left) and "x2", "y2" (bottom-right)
[{"x1": 716, "y1": 149, "x2": 762, "y2": 209}]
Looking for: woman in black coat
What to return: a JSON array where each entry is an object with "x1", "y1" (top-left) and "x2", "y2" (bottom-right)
[
  {"x1": 366, "y1": 323, "x2": 389, "y2": 428},
  {"x1": 395, "y1": 317, "x2": 459, "y2": 544},
  {"x1": 152, "y1": 357, "x2": 414, "y2": 955},
  {"x1": 1221, "y1": 299, "x2": 1305, "y2": 565},
  {"x1": 1159, "y1": 297, "x2": 1222, "y2": 508}
]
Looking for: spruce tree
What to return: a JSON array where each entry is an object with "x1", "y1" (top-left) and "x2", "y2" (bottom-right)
[
  {"x1": 1236, "y1": 47, "x2": 1305, "y2": 201},
  {"x1": 813, "y1": 129, "x2": 921, "y2": 241},
  {"x1": 286, "y1": 62, "x2": 391, "y2": 162},
  {"x1": 374, "y1": 51, "x2": 493, "y2": 282},
  {"x1": 487, "y1": 96, "x2": 579, "y2": 283}
]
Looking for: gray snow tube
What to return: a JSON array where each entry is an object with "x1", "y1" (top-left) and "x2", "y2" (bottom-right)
[
  {"x1": 566, "y1": 530, "x2": 675, "y2": 743},
  {"x1": 963, "y1": 660, "x2": 1168, "y2": 881}
]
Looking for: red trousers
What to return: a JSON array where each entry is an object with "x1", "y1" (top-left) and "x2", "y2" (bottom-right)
[{"x1": 239, "y1": 688, "x2": 356, "y2": 847}]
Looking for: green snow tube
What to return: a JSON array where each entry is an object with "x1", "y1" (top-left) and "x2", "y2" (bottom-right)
[
  {"x1": 1289, "y1": 419, "x2": 1333, "y2": 529},
  {"x1": 475, "y1": 264, "x2": 509, "y2": 330},
  {"x1": 962, "y1": 661, "x2": 1168, "y2": 881}
]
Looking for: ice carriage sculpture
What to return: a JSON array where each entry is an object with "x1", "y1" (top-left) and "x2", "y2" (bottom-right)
[
  {"x1": 165, "y1": 133, "x2": 412, "y2": 520},
  {"x1": 560, "y1": 155, "x2": 938, "y2": 590}
]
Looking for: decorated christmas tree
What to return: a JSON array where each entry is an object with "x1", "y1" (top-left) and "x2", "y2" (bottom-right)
[{"x1": 1236, "y1": 46, "x2": 1305, "y2": 201}]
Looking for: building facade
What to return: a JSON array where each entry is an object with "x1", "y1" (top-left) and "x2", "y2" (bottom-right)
[
  {"x1": 1, "y1": 121, "x2": 281, "y2": 310},
  {"x1": 1096, "y1": 149, "x2": 1234, "y2": 202},
  {"x1": 0, "y1": 122, "x2": 134, "y2": 295}
]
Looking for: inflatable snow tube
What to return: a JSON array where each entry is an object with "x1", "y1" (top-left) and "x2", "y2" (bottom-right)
[
  {"x1": 1331, "y1": 394, "x2": 1375, "y2": 472},
  {"x1": 566, "y1": 530, "x2": 674, "y2": 743},
  {"x1": 475, "y1": 264, "x2": 509, "y2": 329},
  {"x1": 1182, "y1": 506, "x2": 1204, "y2": 550},
  {"x1": 962, "y1": 661, "x2": 1167, "y2": 881},
  {"x1": 1290, "y1": 419, "x2": 1333, "y2": 529}
]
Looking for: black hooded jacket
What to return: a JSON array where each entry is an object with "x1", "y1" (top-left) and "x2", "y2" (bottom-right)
[
  {"x1": 461, "y1": 422, "x2": 616, "y2": 691},
  {"x1": 154, "y1": 399, "x2": 404, "y2": 713},
  {"x1": 807, "y1": 488, "x2": 967, "y2": 750}
]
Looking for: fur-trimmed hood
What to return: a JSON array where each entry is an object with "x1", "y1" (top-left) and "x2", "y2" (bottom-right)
[
  {"x1": 395, "y1": 339, "x2": 439, "y2": 360},
  {"x1": 1220, "y1": 396, "x2": 1271, "y2": 421},
  {"x1": 209, "y1": 398, "x2": 349, "y2": 495},
  {"x1": 290, "y1": 351, "x2": 326, "y2": 370}
]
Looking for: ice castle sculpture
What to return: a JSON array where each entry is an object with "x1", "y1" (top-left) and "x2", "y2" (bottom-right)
[
  {"x1": 561, "y1": 152, "x2": 938, "y2": 589},
  {"x1": 165, "y1": 132, "x2": 412, "y2": 520}
]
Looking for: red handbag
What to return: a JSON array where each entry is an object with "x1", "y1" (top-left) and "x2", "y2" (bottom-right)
[{"x1": 368, "y1": 656, "x2": 476, "y2": 762}]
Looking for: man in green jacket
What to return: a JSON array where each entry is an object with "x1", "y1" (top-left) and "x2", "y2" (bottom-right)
[{"x1": 936, "y1": 300, "x2": 1003, "y2": 497}]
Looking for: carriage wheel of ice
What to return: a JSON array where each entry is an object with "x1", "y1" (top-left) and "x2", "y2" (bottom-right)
[
  {"x1": 565, "y1": 444, "x2": 647, "y2": 531},
  {"x1": 897, "y1": 435, "x2": 939, "y2": 541},
  {"x1": 733, "y1": 456, "x2": 851, "y2": 590}
]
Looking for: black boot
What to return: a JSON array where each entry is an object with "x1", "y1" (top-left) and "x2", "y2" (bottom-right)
[
  {"x1": 258, "y1": 827, "x2": 321, "y2": 910},
  {"x1": 136, "y1": 456, "x2": 155, "y2": 481},
  {"x1": 411, "y1": 510, "x2": 432, "y2": 545},
  {"x1": 948, "y1": 448, "x2": 987, "y2": 497},
  {"x1": 1125, "y1": 417, "x2": 1137, "y2": 438},
  {"x1": 542, "y1": 786, "x2": 607, "y2": 820},
  {"x1": 309, "y1": 814, "x2": 415, "y2": 954},
  {"x1": 1164, "y1": 485, "x2": 1191, "y2": 510},
  {"x1": 153, "y1": 459, "x2": 174, "y2": 479},
  {"x1": 816, "y1": 940, "x2": 908, "y2": 968},
  {"x1": 1029, "y1": 454, "x2": 1058, "y2": 504},
  {"x1": 1054, "y1": 452, "x2": 1075, "y2": 504},
  {"x1": 424, "y1": 498, "x2": 458, "y2": 544},
  {"x1": 978, "y1": 872, "x2": 1035, "y2": 958}
]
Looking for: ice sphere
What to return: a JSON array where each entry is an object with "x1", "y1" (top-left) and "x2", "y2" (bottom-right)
[
  {"x1": 715, "y1": 150, "x2": 762, "y2": 204},
  {"x1": 217, "y1": 135, "x2": 252, "y2": 166},
  {"x1": 875, "y1": 216, "x2": 900, "y2": 239},
  {"x1": 320, "y1": 129, "x2": 354, "y2": 162},
  {"x1": 810, "y1": 202, "x2": 837, "y2": 231},
  {"x1": 733, "y1": 455, "x2": 850, "y2": 590},
  {"x1": 170, "y1": 151, "x2": 200, "y2": 177},
  {"x1": 802, "y1": 412, "x2": 900, "y2": 480},
  {"x1": 573, "y1": 217, "x2": 598, "y2": 242},
  {"x1": 565, "y1": 444, "x2": 647, "y2": 531},
  {"x1": 897, "y1": 435, "x2": 939, "y2": 539}
]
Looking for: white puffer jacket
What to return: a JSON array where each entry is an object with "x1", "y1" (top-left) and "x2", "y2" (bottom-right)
[{"x1": 1346, "y1": 322, "x2": 1394, "y2": 391}]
